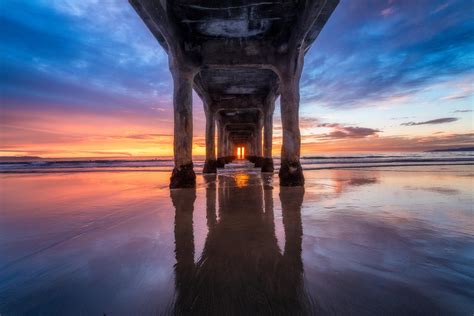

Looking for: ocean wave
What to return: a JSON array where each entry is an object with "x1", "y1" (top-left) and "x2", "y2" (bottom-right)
[{"x1": 1, "y1": 153, "x2": 473, "y2": 173}]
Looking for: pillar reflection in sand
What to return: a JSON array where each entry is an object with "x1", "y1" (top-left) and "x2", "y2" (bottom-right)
[{"x1": 170, "y1": 174, "x2": 313, "y2": 315}]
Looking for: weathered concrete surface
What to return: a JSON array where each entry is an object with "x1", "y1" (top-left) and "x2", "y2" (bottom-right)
[{"x1": 131, "y1": 0, "x2": 339, "y2": 187}]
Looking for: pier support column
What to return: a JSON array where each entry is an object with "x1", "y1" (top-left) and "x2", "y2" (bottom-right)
[
  {"x1": 203, "y1": 110, "x2": 217, "y2": 174},
  {"x1": 255, "y1": 118, "x2": 264, "y2": 168},
  {"x1": 170, "y1": 62, "x2": 197, "y2": 188},
  {"x1": 247, "y1": 133, "x2": 255, "y2": 162},
  {"x1": 223, "y1": 130, "x2": 228, "y2": 162},
  {"x1": 262, "y1": 98, "x2": 275, "y2": 173},
  {"x1": 278, "y1": 55, "x2": 304, "y2": 186},
  {"x1": 216, "y1": 121, "x2": 226, "y2": 168},
  {"x1": 225, "y1": 130, "x2": 230, "y2": 162},
  {"x1": 246, "y1": 139, "x2": 252, "y2": 161}
]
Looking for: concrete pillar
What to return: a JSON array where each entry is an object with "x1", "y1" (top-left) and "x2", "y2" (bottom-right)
[
  {"x1": 247, "y1": 132, "x2": 257, "y2": 163},
  {"x1": 169, "y1": 63, "x2": 196, "y2": 188},
  {"x1": 217, "y1": 120, "x2": 223, "y2": 159},
  {"x1": 223, "y1": 130, "x2": 228, "y2": 162},
  {"x1": 224, "y1": 131, "x2": 229, "y2": 157},
  {"x1": 225, "y1": 132, "x2": 233, "y2": 163},
  {"x1": 253, "y1": 132, "x2": 258, "y2": 161},
  {"x1": 262, "y1": 98, "x2": 275, "y2": 172},
  {"x1": 254, "y1": 119, "x2": 264, "y2": 168},
  {"x1": 256, "y1": 122, "x2": 263, "y2": 157},
  {"x1": 278, "y1": 54, "x2": 305, "y2": 186},
  {"x1": 229, "y1": 141, "x2": 235, "y2": 161},
  {"x1": 216, "y1": 121, "x2": 225, "y2": 168},
  {"x1": 247, "y1": 137, "x2": 252, "y2": 159},
  {"x1": 203, "y1": 110, "x2": 217, "y2": 174}
]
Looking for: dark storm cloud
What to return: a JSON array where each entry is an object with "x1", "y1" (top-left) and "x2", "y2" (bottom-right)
[{"x1": 401, "y1": 117, "x2": 458, "y2": 126}]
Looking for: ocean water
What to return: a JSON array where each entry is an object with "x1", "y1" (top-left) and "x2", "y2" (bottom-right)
[{"x1": 1, "y1": 151, "x2": 473, "y2": 173}]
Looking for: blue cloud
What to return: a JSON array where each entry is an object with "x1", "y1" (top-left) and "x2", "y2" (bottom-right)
[
  {"x1": 0, "y1": 0, "x2": 171, "y2": 114},
  {"x1": 301, "y1": 0, "x2": 474, "y2": 108},
  {"x1": 1, "y1": 0, "x2": 473, "y2": 117}
]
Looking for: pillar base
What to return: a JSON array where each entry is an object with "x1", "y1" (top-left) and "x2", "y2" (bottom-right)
[
  {"x1": 203, "y1": 159, "x2": 217, "y2": 174},
  {"x1": 170, "y1": 163, "x2": 196, "y2": 189},
  {"x1": 216, "y1": 157, "x2": 226, "y2": 168},
  {"x1": 254, "y1": 156, "x2": 264, "y2": 168},
  {"x1": 279, "y1": 160, "x2": 304, "y2": 186},
  {"x1": 261, "y1": 158, "x2": 274, "y2": 173}
]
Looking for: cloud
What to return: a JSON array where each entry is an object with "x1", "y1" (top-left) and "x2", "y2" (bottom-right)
[
  {"x1": 401, "y1": 117, "x2": 458, "y2": 126},
  {"x1": 453, "y1": 109, "x2": 473, "y2": 113},
  {"x1": 442, "y1": 95, "x2": 468, "y2": 101},
  {"x1": 316, "y1": 123, "x2": 381, "y2": 139},
  {"x1": 300, "y1": 132, "x2": 474, "y2": 153},
  {"x1": 120, "y1": 133, "x2": 173, "y2": 140},
  {"x1": 299, "y1": 117, "x2": 321, "y2": 129},
  {"x1": 0, "y1": 0, "x2": 171, "y2": 116},
  {"x1": 301, "y1": 0, "x2": 474, "y2": 109}
]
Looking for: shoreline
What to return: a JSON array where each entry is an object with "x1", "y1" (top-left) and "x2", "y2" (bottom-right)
[{"x1": 0, "y1": 162, "x2": 473, "y2": 174}]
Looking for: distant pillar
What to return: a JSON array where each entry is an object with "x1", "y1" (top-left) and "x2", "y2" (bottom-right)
[
  {"x1": 203, "y1": 110, "x2": 217, "y2": 174},
  {"x1": 262, "y1": 98, "x2": 275, "y2": 172},
  {"x1": 216, "y1": 121, "x2": 225, "y2": 168},
  {"x1": 255, "y1": 118, "x2": 264, "y2": 168},
  {"x1": 246, "y1": 140, "x2": 252, "y2": 160},
  {"x1": 229, "y1": 141, "x2": 235, "y2": 160},
  {"x1": 169, "y1": 61, "x2": 197, "y2": 188},
  {"x1": 217, "y1": 120, "x2": 223, "y2": 159},
  {"x1": 223, "y1": 130, "x2": 228, "y2": 158},
  {"x1": 225, "y1": 131, "x2": 230, "y2": 157},
  {"x1": 277, "y1": 54, "x2": 304, "y2": 186},
  {"x1": 256, "y1": 121, "x2": 263, "y2": 157},
  {"x1": 248, "y1": 132, "x2": 257, "y2": 163}
]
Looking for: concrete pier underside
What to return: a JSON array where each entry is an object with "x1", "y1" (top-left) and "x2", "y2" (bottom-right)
[{"x1": 130, "y1": 0, "x2": 338, "y2": 188}]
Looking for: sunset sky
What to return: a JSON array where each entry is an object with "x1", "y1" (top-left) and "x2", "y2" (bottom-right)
[{"x1": 1, "y1": 0, "x2": 473, "y2": 158}]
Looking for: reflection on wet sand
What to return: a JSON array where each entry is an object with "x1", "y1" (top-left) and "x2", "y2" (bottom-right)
[
  {"x1": 171, "y1": 173, "x2": 311, "y2": 315},
  {"x1": 0, "y1": 167, "x2": 472, "y2": 314}
]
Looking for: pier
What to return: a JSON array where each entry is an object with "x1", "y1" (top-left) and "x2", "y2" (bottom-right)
[{"x1": 130, "y1": 0, "x2": 339, "y2": 188}]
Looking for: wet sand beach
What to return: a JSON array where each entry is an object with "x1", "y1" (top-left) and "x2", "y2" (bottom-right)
[{"x1": 0, "y1": 165, "x2": 473, "y2": 315}]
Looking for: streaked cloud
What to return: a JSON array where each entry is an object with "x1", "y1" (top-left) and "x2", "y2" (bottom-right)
[
  {"x1": 317, "y1": 123, "x2": 381, "y2": 139},
  {"x1": 301, "y1": 0, "x2": 474, "y2": 109},
  {"x1": 401, "y1": 118, "x2": 458, "y2": 126},
  {"x1": 300, "y1": 132, "x2": 474, "y2": 153}
]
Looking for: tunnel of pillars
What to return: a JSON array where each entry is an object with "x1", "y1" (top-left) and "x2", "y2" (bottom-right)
[{"x1": 130, "y1": 0, "x2": 339, "y2": 188}]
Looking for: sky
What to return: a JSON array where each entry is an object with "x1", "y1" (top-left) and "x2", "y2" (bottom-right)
[{"x1": 0, "y1": 0, "x2": 473, "y2": 158}]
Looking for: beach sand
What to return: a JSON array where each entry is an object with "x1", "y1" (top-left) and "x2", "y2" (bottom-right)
[{"x1": 1, "y1": 166, "x2": 473, "y2": 315}]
